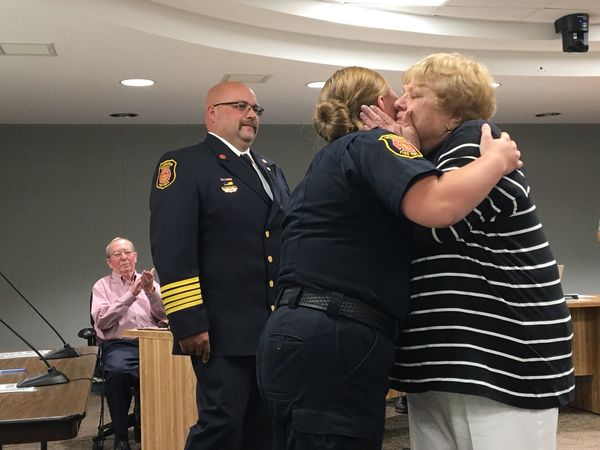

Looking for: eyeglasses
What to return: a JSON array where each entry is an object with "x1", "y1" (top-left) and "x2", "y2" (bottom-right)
[
  {"x1": 212, "y1": 101, "x2": 264, "y2": 117},
  {"x1": 109, "y1": 250, "x2": 134, "y2": 258}
]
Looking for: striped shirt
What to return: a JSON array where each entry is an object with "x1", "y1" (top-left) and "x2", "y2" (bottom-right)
[{"x1": 390, "y1": 120, "x2": 575, "y2": 409}]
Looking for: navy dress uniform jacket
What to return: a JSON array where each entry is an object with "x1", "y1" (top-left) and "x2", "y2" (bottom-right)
[{"x1": 150, "y1": 134, "x2": 290, "y2": 356}]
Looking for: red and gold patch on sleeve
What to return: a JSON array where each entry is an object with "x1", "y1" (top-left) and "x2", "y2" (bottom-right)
[
  {"x1": 156, "y1": 159, "x2": 177, "y2": 189},
  {"x1": 378, "y1": 134, "x2": 422, "y2": 159}
]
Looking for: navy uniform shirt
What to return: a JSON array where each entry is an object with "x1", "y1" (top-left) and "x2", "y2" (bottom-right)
[{"x1": 278, "y1": 128, "x2": 440, "y2": 321}]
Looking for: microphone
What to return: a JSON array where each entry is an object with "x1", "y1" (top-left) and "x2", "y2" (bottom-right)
[
  {"x1": 0, "y1": 317, "x2": 69, "y2": 388},
  {"x1": 0, "y1": 271, "x2": 80, "y2": 360}
]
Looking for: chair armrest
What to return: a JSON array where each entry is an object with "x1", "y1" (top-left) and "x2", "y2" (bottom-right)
[{"x1": 77, "y1": 327, "x2": 96, "y2": 345}]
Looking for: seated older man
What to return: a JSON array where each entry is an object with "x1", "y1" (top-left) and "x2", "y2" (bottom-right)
[{"x1": 91, "y1": 237, "x2": 167, "y2": 450}]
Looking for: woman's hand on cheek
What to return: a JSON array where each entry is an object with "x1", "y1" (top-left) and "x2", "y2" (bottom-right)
[
  {"x1": 360, "y1": 104, "x2": 396, "y2": 131},
  {"x1": 360, "y1": 105, "x2": 420, "y2": 149},
  {"x1": 397, "y1": 110, "x2": 420, "y2": 149}
]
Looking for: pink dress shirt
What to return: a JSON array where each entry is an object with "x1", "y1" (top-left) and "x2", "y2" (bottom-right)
[{"x1": 91, "y1": 270, "x2": 167, "y2": 343}]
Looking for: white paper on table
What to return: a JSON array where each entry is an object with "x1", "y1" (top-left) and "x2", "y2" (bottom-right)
[
  {"x1": 0, "y1": 383, "x2": 36, "y2": 393},
  {"x1": 0, "y1": 350, "x2": 51, "y2": 360}
]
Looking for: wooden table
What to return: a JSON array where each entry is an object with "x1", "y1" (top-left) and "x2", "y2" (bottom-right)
[
  {"x1": 0, "y1": 346, "x2": 97, "y2": 449},
  {"x1": 123, "y1": 328, "x2": 197, "y2": 450},
  {"x1": 568, "y1": 295, "x2": 600, "y2": 414}
]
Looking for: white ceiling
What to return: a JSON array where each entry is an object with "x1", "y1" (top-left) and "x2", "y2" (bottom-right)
[{"x1": 1, "y1": 0, "x2": 600, "y2": 125}]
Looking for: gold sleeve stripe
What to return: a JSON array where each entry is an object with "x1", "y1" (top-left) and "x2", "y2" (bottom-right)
[
  {"x1": 162, "y1": 283, "x2": 201, "y2": 297},
  {"x1": 161, "y1": 277, "x2": 200, "y2": 294},
  {"x1": 164, "y1": 294, "x2": 203, "y2": 311},
  {"x1": 163, "y1": 290, "x2": 202, "y2": 307},
  {"x1": 165, "y1": 298, "x2": 203, "y2": 315}
]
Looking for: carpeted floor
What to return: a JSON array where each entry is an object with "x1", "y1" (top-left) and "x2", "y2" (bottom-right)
[{"x1": 3, "y1": 392, "x2": 600, "y2": 449}]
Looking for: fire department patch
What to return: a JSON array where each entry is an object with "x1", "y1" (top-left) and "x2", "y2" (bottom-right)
[
  {"x1": 220, "y1": 177, "x2": 238, "y2": 193},
  {"x1": 378, "y1": 134, "x2": 422, "y2": 159},
  {"x1": 156, "y1": 159, "x2": 176, "y2": 189}
]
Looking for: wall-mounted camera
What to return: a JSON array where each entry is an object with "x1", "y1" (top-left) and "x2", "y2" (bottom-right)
[{"x1": 554, "y1": 13, "x2": 589, "y2": 53}]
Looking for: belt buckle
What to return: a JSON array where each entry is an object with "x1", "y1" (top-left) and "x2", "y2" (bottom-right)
[
  {"x1": 277, "y1": 286, "x2": 303, "y2": 309},
  {"x1": 274, "y1": 289, "x2": 286, "y2": 308}
]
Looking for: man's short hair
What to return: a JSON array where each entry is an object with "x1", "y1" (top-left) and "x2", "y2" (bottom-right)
[{"x1": 105, "y1": 237, "x2": 135, "y2": 258}]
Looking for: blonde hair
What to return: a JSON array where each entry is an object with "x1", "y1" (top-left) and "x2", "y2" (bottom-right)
[
  {"x1": 403, "y1": 53, "x2": 496, "y2": 121},
  {"x1": 314, "y1": 66, "x2": 391, "y2": 142}
]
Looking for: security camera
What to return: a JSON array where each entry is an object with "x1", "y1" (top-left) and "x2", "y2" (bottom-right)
[{"x1": 554, "y1": 13, "x2": 589, "y2": 53}]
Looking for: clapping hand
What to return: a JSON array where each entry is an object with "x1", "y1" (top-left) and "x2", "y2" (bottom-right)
[
  {"x1": 140, "y1": 268, "x2": 156, "y2": 295},
  {"x1": 129, "y1": 268, "x2": 156, "y2": 296}
]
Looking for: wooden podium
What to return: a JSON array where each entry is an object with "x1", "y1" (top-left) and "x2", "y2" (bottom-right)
[
  {"x1": 123, "y1": 328, "x2": 197, "y2": 450},
  {"x1": 567, "y1": 295, "x2": 600, "y2": 414}
]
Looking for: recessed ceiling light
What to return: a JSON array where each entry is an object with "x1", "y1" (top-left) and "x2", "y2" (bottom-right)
[
  {"x1": 110, "y1": 113, "x2": 138, "y2": 118},
  {"x1": 120, "y1": 79, "x2": 155, "y2": 87},
  {"x1": 306, "y1": 81, "x2": 325, "y2": 89},
  {"x1": 490, "y1": 81, "x2": 501, "y2": 88},
  {"x1": 535, "y1": 112, "x2": 561, "y2": 117}
]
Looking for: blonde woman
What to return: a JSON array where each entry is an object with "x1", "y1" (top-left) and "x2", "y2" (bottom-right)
[{"x1": 362, "y1": 53, "x2": 574, "y2": 450}]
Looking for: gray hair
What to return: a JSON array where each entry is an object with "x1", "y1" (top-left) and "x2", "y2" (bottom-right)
[{"x1": 105, "y1": 237, "x2": 135, "y2": 258}]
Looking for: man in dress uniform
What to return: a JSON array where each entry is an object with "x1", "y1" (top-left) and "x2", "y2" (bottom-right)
[{"x1": 149, "y1": 81, "x2": 290, "y2": 450}]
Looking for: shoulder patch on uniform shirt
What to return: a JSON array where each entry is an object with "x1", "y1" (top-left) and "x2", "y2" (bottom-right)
[
  {"x1": 156, "y1": 159, "x2": 177, "y2": 189},
  {"x1": 378, "y1": 134, "x2": 423, "y2": 159}
]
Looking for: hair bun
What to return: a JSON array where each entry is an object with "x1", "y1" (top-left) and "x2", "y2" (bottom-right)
[{"x1": 314, "y1": 99, "x2": 358, "y2": 142}]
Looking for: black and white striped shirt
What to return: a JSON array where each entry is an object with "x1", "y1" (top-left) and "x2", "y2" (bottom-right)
[{"x1": 390, "y1": 120, "x2": 575, "y2": 409}]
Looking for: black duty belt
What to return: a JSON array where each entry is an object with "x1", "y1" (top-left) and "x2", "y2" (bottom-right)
[{"x1": 276, "y1": 286, "x2": 396, "y2": 338}]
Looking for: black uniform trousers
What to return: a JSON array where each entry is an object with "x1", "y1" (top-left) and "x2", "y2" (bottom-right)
[
  {"x1": 100, "y1": 340, "x2": 140, "y2": 439},
  {"x1": 257, "y1": 305, "x2": 394, "y2": 450},
  {"x1": 185, "y1": 355, "x2": 272, "y2": 450}
]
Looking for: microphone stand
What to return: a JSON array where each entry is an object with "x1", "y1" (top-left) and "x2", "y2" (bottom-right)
[
  {"x1": 0, "y1": 271, "x2": 80, "y2": 359},
  {"x1": 0, "y1": 317, "x2": 69, "y2": 388}
]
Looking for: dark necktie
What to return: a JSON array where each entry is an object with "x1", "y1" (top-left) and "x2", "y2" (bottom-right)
[
  {"x1": 240, "y1": 154, "x2": 261, "y2": 182},
  {"x1": 240, "y1": 153, "x2": 254, "y2": 168},
  {"x1": 240, "y1": 153, "x2": 273, "y2": 200}
]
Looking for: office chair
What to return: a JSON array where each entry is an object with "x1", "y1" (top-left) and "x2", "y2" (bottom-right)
[{"x1": 78, "y1": 297, "x2": 140, "y2": 450}]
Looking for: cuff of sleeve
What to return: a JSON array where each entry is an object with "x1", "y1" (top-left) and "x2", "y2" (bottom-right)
[{"x1": 170, "y1": 310, "x2": 210, "y2": 342}]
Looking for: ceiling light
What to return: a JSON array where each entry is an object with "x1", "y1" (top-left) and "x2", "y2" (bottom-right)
[
  {"x1": 120, "y1": 79, "x2": 155, "y2": 87},
  {"x1": 490, "y1": 81, "x2": 501, "y2": 88},
  {"x1": 535, "y1": 112, "x2": 561, "y2": 117},
  {"x1": 110, "y1": 113, "x2": 139, "y2": 118},
  {"x1": 306, "y1": 81, "x2": 325, "y2": 89}
]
